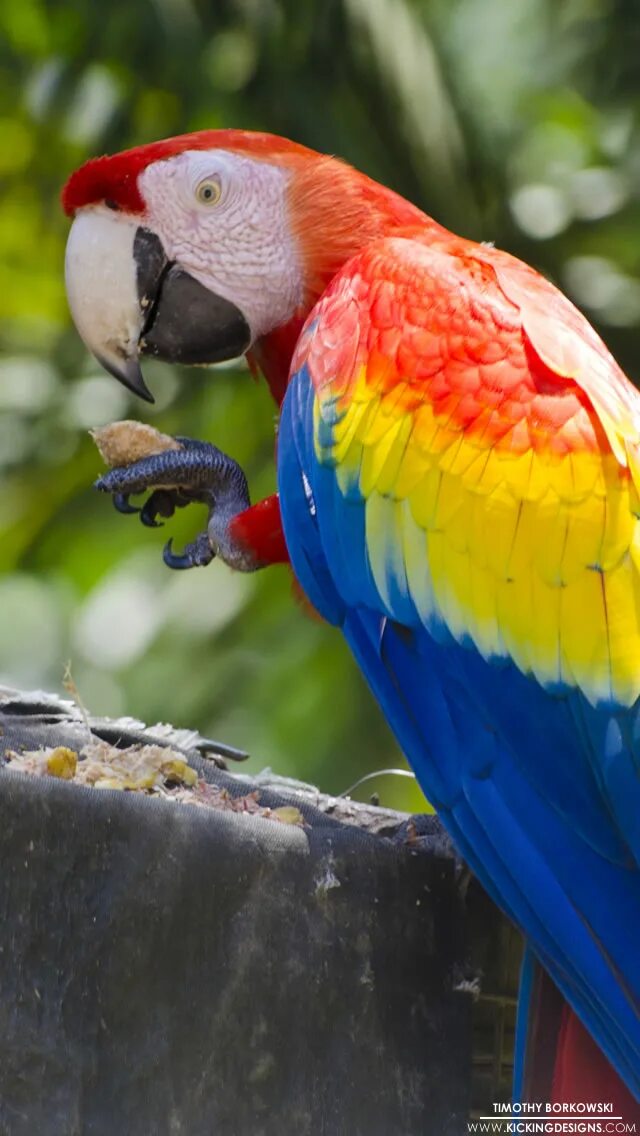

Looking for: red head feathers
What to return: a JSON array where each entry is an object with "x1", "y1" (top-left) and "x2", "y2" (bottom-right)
[{"x1": 61, "y1": 130, "x2": 320, "y2": 216}]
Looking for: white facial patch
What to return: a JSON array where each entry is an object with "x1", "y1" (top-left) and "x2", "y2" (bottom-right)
[
  {"x1": 65, "y1": 209, "x2": 142, "y2": 371},
  {"x1": 138, "y1": 150, "x2": 303, "y2": 342}
]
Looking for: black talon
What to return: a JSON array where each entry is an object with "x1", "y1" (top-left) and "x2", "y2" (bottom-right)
[
  {"x1": 163, "y1": 540, "x2": 192, "y2": 569},
  {"x1": 140, "y1": 509, "x2": 163, "y2": 529},
  {"x1": 140, "y1": 490, "x2": 175, "y2": 528},
  {"x1": 113, "y1": 493, "x2": 139, "y2": 515},
  {"x1": 197, "y1": 737, "x2": 250, "y2": 762},
  {"x1": 163, "y1": 534, "x2": 214, "y2": 570}
]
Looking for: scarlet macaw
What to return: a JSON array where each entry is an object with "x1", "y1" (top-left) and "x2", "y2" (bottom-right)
[{"x1": 62, "y1": 131, "x2": 640, "y2": 1110}]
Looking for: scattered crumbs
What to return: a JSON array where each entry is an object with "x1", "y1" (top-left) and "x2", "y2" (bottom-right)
[
  {"x1": 168, "y1": 783, "x2": 306, "y2": 826},
  {"x1": 91, "y1": 420, "x2": 182, "y2": 468},
  {"x1": 4, "y1": 740, "x2": 306, "y2": 826},
  {"x1": 6, "y1": 739, "x2": 196, "y2": 792}
]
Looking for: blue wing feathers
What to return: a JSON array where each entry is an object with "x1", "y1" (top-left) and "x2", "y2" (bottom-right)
[
  {"x1": 279, "y1": 364, "x2": 640, "y2": 1099},
  {"x1": 572, "y1": 699, "x2": 640, "y2": 865},
  {"x1": 277, "y1": 375, "x2": 345, "y2": 626}
]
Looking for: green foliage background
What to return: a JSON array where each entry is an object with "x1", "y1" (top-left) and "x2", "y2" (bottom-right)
[{"x1": 1, "y1": 0, "x2": 640, "y2": 809}]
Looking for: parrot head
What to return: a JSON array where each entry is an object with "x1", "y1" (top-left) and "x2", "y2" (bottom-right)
[{"x1": 62, "y1": 129, "x2": 427, "y2": 401}]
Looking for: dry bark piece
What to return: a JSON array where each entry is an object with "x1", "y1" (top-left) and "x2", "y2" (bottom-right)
[{"x1": 91, "y1": 421, "x2": 182, "y2": 468}]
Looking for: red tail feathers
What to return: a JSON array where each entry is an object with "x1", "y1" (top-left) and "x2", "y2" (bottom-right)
[
  {"x1": 524, "y1": 964, "x2": 640, "y2": 1124},
  {"x1": 552, "y1": 1005, "x2": 640, "y2": 1123}
]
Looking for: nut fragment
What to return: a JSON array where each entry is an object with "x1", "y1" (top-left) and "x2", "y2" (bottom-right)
[
  {"x1": 91, "y1": 421, "x2": 182, "y2": 468},
  {"x1": 272, "y1": 806, "x2": 305, "y2": 826},
  {"x1": 46, "y1": 747, "x2": 78, "y2": 780}
]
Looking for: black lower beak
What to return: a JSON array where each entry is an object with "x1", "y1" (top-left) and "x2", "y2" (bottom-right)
[
  {"x1": 132, "y1": 228, "x2": 251, "y2": 387},
  {"x1": 141, "y1": 265, "x2": 252, "y2": 365}
]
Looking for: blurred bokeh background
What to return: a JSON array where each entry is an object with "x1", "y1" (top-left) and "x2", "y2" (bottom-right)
[{"x1": 2, "y1": 0, "x2": 640, "y2": 809}]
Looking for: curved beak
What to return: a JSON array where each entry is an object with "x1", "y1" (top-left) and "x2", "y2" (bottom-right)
[{"x1": 64, "y1": 210, "x2": 252, "y2": 403}]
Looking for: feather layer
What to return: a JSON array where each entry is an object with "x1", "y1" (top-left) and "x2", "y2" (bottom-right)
[{"x1": 279, "y1": 228, "x2": 640, "y2": 1099}]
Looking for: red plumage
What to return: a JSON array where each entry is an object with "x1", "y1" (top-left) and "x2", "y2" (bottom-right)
[
  {"x1": 228, "y1": 496, "x2": 289, "y2": 567},
  {"x1": 61, "y1": 129, "x2": 319, "y2": 216}
]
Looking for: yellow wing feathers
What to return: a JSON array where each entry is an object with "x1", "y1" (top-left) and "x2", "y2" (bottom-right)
[
  {"x1": 315, "y1": 364, "x2": 640, "y2": 707},
  {"x1": 305, "y1": 235, "x2": 640, "y2": 706}
]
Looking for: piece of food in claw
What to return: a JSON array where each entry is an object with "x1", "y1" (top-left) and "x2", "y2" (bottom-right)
[{"x1": 91, "y1": 420, "x2": 182, "y2": 468}]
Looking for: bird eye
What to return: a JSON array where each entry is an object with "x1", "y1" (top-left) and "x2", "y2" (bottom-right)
[{"x1": 195, "y1": 178, "x2": 222, "y2": 206}]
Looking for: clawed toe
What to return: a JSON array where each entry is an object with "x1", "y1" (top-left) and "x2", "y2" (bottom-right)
[
  {"x1": 113, "y1": 493, "x2": 139, "y2": 516},
  {"x1": 163, "y1": 534, "x2": 215, "y2": 570},
  {"x1": 140, "y1": 490, "x2": 179, "y2": 528}
]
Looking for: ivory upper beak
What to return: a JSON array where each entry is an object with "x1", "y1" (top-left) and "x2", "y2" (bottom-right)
[{"x1": 64, "y1": 209, "x2": 154, "y2": 402}]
